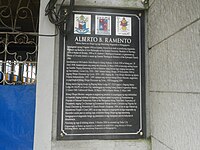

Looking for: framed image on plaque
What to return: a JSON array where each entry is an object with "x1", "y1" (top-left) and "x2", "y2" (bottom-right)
[{"x1": 57, "y1": 7, "x2": 145, "y2": 140}]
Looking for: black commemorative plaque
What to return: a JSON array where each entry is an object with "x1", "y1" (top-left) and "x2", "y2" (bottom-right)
[{"x1": 57, "y1": 7, "x2": 145, "y2": 140}]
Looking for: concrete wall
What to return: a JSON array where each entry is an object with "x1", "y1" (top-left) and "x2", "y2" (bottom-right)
[
  {"x1": 34, "y1": 0, "x2": 200, "y2": 149},
  {"x1": 148, "y1": 0, "x2": 200, "y2": 150},
  {"x1": 33, "y1": 0, "x2": 55, "y2": 149},
  {"x1": 34, "y1": 0, "x2": 150, "y2": 150}
]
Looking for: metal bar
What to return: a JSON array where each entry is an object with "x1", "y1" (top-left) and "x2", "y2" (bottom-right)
[
  {"x1": 0, "y1": 61, "x2": 37, "y2": 64},
  {"x1": 18, "y1": 63, "x2": 23, "y2": 84},
  {"x1": 26, "y1": 63, "x2": 29, "y2": 83},
  {"x1": 10, "y1": 60, "x2": 14, "y2": 82}
]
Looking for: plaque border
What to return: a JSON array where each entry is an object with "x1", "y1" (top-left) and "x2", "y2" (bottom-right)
[{"x1": 57, "y1": 7, "x2": 146, "y2": 140}]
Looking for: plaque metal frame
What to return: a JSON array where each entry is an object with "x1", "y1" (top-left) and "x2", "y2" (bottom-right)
[{"x1": 57, "y1": 7, "x2": 146, "y2": 140}]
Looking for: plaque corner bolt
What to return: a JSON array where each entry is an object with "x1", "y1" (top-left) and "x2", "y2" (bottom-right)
[
  {"x1": 141, "y1": 0, "x2": 148, "y2": 4},
  {"x1": 60, "y1": 132, "x2": 64, "y2": 137},
  {"x1": 64, "y1": 9, "x2": 68, "y2": 15},
  {"x1": 140, "y1": 132, "x2": 143, "y2": 136}
]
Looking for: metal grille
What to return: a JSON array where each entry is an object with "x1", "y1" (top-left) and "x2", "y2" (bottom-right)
[
  {"x1": 0, "y1": 0, "x2": 40, "y2": 85},
  {"x1": 0, "y1": 33, "x2": 37, "y2": 85}
]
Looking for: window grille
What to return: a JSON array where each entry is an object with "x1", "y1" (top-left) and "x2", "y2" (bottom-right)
[{"x1": 0, "y1": 0, "x2": 40, "y2": 85}]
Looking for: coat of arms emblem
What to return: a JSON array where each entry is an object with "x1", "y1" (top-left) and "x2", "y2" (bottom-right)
[
  {"x1": 74, "y1": 14, "x2": 91, "y2": 34},
  {"x1": 95, "y1": 15, "x2": 111, "y2": 35},
  {"x1": 116, "y1": 16, "x2": 132, "y2": 36}
]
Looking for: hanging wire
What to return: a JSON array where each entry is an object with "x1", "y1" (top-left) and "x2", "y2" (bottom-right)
[{"x1": 45, "y1": 0, "x2": 75, "y2": 33}]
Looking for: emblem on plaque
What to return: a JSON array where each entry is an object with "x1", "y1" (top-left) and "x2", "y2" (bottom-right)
[
  {"x1": 74, "y1": 14, "x2": 91, "y2": 34},
  {"x1": 95, "y1": 15, "x2": 111, "y2": 35},
  {"x1": 116, "y1": 16, "x2": 132, "y2": 36}
]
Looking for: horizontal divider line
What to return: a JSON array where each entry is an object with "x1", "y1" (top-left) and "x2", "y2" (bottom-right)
[{"x1": 150, "y1": 90, "x2": 200, "y2": 95}]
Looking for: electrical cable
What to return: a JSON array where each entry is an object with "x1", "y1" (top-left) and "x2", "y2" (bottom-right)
[{"x1": 45, "y1": 0, "x2": 74, "y2": 28}]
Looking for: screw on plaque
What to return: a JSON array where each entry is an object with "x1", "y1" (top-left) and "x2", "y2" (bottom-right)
[
  {"x1": 64, "y1": 9, "x2": 68, "y2": 15},
  {"x1": 140, "y1": 132, "x2": 143, "y2": 136},
  {"x1": 141, "y1": 0, "x2": 149, "y2": 9},
  {"x1": 141, "y1": 0, "x2": 148, "y2": 4},
  {"x1": 139, "y1": 13, "x2": 142, "y2": 17},
  {"x1": 60, "y1": 132, "x2": 64, "y2": 137}
]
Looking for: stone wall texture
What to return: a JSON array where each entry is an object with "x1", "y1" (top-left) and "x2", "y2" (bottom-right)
[{"x1": 148, "y1": 0, "x2": 200, "y2": 150}]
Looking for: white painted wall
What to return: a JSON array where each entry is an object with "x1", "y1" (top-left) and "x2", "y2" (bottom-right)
[
  {"x1": 148, "y1": 0, "x2": 200, "y2": 150},
  {"x1": 34, "y1": 0, "x2": 150, "y2": 150},
  {"x1": 33, "y1": 0, "x2": 56, "y2": 149}
]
